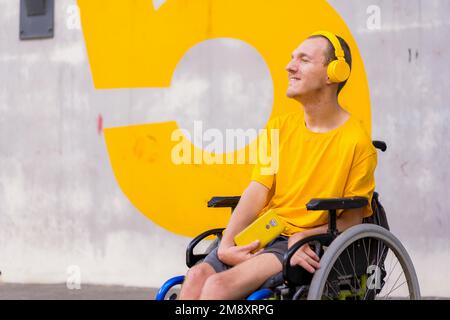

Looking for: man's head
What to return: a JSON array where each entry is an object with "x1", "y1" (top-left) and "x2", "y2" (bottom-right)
[{"x1": 286, "y1": 33, "x2": 352, "y2": 100}]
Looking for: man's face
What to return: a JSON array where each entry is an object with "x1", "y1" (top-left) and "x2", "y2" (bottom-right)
[{"x1": 286, "y1": 37, "x2": 330, "y2": 99}]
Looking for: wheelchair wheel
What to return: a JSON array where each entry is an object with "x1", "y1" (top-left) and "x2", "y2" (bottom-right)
[
  {"x1": 307, "y1": 224, "x2": 421, "y2": 300},
  {"x1": 164, "y1": 284, "x2": 182, "y2": 300},
  {"x1": 155, "y1": 275, "x2": 185, "y2": 300}
]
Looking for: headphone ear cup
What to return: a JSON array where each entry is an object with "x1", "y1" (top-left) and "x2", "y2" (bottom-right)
[{"x1": 327, "y1": 60, "x2": 350, "y2": 83}]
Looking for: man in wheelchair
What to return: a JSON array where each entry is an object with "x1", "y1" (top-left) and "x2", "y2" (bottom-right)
[{"x1": 179, "y1": 31, "x2": 378, "y2": 300}]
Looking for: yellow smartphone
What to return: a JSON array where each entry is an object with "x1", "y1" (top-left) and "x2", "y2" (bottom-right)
[{"x1": 234, "y1": 209, "x2": 286, "y2": 253}]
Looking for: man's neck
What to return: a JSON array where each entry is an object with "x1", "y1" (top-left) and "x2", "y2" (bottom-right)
[{"x1": 297, "y1": 90, "x2": 350, "y2": 133}]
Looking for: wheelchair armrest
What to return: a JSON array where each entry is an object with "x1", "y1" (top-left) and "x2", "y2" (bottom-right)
[
  {"x1": 186, "y1": 228, "x2": 225, "y2": 268},
  {"x1": 307, "y1": 197, "x2": 368, "y2": 238},
  {"x1": 306, "y1": 197, "x2": 368, "y2": 211},
  {"x1": 207, "y1": 196, "x2": 241, "y2": 210}
]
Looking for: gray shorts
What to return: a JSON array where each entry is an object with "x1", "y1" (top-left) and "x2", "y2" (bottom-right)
[{"x1": 203, "y1": 235, "x2": 288, "y2": 273}]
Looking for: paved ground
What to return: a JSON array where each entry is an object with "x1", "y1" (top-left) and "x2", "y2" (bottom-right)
[
  {"x1": 0, "y1": 283, "x2": 159, "y2": 300},
  {"x1": 0, "y1": 283, "x2": 447, "y2": 300}
]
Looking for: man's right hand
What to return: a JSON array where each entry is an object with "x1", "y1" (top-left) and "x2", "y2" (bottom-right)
[{"x1": 217, "y1": 240, "x2": 260, "y2": 266}]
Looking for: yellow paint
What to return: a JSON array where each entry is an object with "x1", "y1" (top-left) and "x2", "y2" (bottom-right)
[{"x1": 77, "y1": 0, "x2": 372, "y2": 237}]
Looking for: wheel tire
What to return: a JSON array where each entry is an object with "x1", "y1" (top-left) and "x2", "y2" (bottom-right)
[{"x1": 307, "y1": 224, "x2": 421, "y2": 300}]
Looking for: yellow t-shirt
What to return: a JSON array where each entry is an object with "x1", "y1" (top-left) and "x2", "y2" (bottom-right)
[{"x1": 251, "y1": 111, "x2": 377, "y2": 236}]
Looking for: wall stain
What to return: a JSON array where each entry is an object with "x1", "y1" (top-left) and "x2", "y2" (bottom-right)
[{"x1": 97, "y1": 114, "x2": 103, "y2": 135}]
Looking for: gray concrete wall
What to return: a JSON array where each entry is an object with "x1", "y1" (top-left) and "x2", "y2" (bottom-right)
[
  {"x1": 328, "y1": 0, "x2": 450, "y2": 297},
  {"x1": 0, "y1": 0, "x2": 449, "y2": 297},
  {"x1": 0, "y1": 0, "x2": 192, "y2": 288}
]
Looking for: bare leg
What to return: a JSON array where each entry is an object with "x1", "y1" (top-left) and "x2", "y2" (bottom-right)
[
  {"x1": 179, "y1": 262, "x2": 216, "y2": 300},
  {"x1": 199, "y1": 253, "x2": 281, "y2": 300}
]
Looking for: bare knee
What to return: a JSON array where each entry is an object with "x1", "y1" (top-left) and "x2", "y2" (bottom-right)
[
  {"x1": 204, "y1": 273, "x2": 227, "y2": 290},
  {"x1": 179, "y1": 263, "x2": 215, "y2": 300},
  {"x1": 201, "y1": 273, "x2": 232, "y2": 298},
  {"x1": 185, "y1": 263, "x2": 215, "y2": 284}
]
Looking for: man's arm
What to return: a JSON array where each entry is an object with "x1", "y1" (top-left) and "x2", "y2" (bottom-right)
[
  {"x1": 289, "y1": 207, "x2": 365, "y2": 246},
  {"x1": 217, "y1": 181, "x2": 272, "y2": 266},
  {"x1": 288, "y1": 208, "x2": 365, "y2": 273}
]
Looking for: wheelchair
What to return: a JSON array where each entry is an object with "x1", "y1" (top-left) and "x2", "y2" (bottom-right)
[{"x1": 156, "y1": 141, "x2": 421, "y2": 300}]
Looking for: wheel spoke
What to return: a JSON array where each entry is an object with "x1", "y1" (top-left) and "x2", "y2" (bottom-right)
[
  {"x1": 324, "y1": 280, "x2": 339, "y2": 299},
  {"x1": 310, "y1": 227, "x2": 419, "y2": 301},
  {"x1": 362, "y1": 238, "x2": 369, "y2": 266},
  {"x1": 386, "y1": 280, "x2": 408, "y2": 297},
  {"x1": 382, "y1": 258, "x2": 399, "y2": 292},
  {"x1": 332, "y1": 264, "x2": 345, "y2": 279},
  {"x1": 383, "y1": 270, "x2": 405, "y2": 299},
  {"x1": 345, "y1": 245, "x2": 361, "y2": 290},
  {"x1": 334, "y1": 253, "x2": 361, "y2": 297}
]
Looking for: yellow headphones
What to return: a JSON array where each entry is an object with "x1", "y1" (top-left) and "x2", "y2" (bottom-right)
[{"x1": 310, "y1": 30, "x2": 351, "y2": 83}]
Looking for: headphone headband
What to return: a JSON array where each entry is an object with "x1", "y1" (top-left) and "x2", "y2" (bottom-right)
[
  {"x1": 309, "y1": 30, "x2": 350, "y2": 83},
  {"x1": 310, "y1": 30, "x2": 345, "y2": 60}
]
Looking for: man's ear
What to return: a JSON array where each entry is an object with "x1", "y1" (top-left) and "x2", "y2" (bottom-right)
[
  {"x1": 324, "y1": 69, "x2": 333, "y2": 84},
  {"x1": 325, "y1": 78, "x2": 338, "y2": 91}
]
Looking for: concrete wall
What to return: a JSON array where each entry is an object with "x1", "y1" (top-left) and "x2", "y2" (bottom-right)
[
  {"x1": 0, "y1": 0, "x2": 449, "y2": 296},
  {"x1": 328, "y1": 0, "x2": 450, "y2": 297}
]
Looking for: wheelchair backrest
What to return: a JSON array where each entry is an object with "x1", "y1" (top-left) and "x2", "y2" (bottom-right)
[{"x1": 363, "y1": 191, "x2": 390, "y2": 231}]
